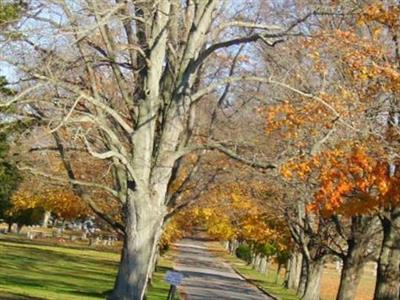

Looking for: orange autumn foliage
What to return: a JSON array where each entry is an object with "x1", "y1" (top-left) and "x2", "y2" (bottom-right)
[
  {"x1": 282, "y1": 142, "x2": 400, "y2": 217},
  {"x1": 159, "y1": 218, "x2": 187, "y2": 250},
  {"x1": 267, "y1": 3, "x2": 400, "y2": 220},
  {"x1": 310, "y1": 145, "x2": 400, "y2": 217},
  {"x1": 359, "y1": 3, "x2": 400, "y2": 29}
]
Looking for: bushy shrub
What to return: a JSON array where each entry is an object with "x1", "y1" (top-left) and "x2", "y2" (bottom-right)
[
  {"x1": 259, "y1": 243, "x2": 277, "y2": 258},
  {"x1": 235, "y1": 244, "x2": 252, "y2": 264}
]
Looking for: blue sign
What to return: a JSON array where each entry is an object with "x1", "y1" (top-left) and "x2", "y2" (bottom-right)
[{"x1": 165, "y1": 271, "x2": 183, "y2": 286}]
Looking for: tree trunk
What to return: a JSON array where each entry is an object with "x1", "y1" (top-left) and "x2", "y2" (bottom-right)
[
  {"x1": 336, "y1": 260, "x2": 362, "y2": 300},
  {"x1": 16, "y1": 223, "x2": 23, "y2": 234},
  {"x1": 7, "y1": 222, "x2": 12, "y2": 233},
  {"x1": 148, "y1": 245, "x2": 160, "y2": 284},
  {"x1": 283, "y1": 260, "x2": 290, "y2": 287},
  {"x1": 287, "y1": 251, "x2": 303, "y2": 290},
  {"x1": 336, "y1": 241, "x2": 365, "y2": 300},
  {"x1": 297, "y1": 257, "x2": 307, "y2": 297},
  {"x1": 275, "y1": 264, "x2": 282, "y2": 283},
  {"x1": 374, "y1": 211, "x2": 400, "y2": 300},
  {"x1": 302, "y1": 260, "x2": 323, "y2": 300},
  {"x1": 108, "y1": 197, "x2": 164, "y2": 300},
  {"x1": 42, "y1": 211, "x2": 51, "y2": 228}
]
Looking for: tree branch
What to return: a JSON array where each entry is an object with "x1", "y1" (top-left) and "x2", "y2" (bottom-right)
[
  {"x1": 190, "y1": 11, "x2": 316, "y2": 69},
  {"x1": 18, "y1": 166, "x2": 119, "y2": 197},
  {"x1": 174, "y1": 142, "x2": 276, "y2": 170}
]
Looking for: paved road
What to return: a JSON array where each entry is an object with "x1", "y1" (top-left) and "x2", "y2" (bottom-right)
[{"x1": 174, "y1": 238, "x2": 272, "y2": 300}]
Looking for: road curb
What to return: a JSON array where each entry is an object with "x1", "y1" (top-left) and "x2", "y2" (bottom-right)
[{"x1": 230, "y1": 267, "x2": 280, "y2": 300}]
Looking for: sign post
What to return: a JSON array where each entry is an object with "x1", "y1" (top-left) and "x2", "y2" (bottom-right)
[{"x1": 164, "y1": 271, "x2": 183, "y2": 300}]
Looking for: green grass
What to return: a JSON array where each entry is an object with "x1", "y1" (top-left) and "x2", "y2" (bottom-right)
[
  {"x1": 210, "y1": 243, "x2": 300, "y2": 300},
  {"x1": 0, "y1": 238, "x2": 119, "y2": 300},
  {"x1": 0, "y1": 236, "x2": 179, "y2": 300}
]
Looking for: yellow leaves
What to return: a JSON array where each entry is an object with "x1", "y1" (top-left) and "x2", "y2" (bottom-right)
[
  {"x1": 200, "y1": 208, "x2": 213, "y2": 220},
  {"x1": 372, "y1": 27, "x2": 382, "y2": 39},
  {"x1": 160, "y1": 219, "x2": 186, "y2": 249},
  {"x1": 309, "y1": 51, "x2": 320, "y2": 61},
  {"x1": 10, "y1": 186, "x2": 88, "y2": 219},
  {"x1": 281, "y1": 160, "x2": 313, "y2": 182},
  {"x1": 207, "y1": 218, "x2": 236, "y2": 240},
  {"x1": 359, "y1": 3, "x2": 400, "y2": 29},
  {"x1": 280, "y1": 166, "x2": 292, "y2": 179},
  {"x1": 165, "y1": 181, "x2": 288, "y2": 248}
]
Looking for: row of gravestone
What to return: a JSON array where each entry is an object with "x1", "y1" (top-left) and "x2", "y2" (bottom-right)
[{"x1": 25, "y1": 226, "x2": 119, "y2": 247}]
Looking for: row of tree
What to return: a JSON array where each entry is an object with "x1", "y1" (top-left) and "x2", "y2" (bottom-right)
[
  {"x1": 1, "y1": 1, "x2": 400, "y2": 300},
  {"x1": 164, "y1": 2, "x2": 400, "y2": 300}
]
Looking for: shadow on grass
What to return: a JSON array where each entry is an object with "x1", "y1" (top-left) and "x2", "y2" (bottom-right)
[
  {"x1": 0, "y1": 291, "x2": 44, "y2": 300},
  {"x1": 0, "y1": 236, "x2": 121, "y2": 254},
  {"x1": 0, "y1": 239, "x2": 119, "y2": 299}
]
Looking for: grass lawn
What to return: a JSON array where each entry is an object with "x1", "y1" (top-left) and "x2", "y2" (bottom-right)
[
  {"x1": 0, "y1": 235, "x2": 179, "y2": 300},
  {"x1": 209, "y1": 242, "x2": 299, "y2": 300},
  {"x1": 0, "y1": 237, "x2": 119, "y2": 300}
]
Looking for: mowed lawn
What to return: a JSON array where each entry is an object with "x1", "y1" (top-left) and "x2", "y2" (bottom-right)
[
  {"x1": 0, "y1": 239, "x2": 120, "y2": 300},
  {"x1": 0, "y1": 236, "x2": 178, "y2": 300}
]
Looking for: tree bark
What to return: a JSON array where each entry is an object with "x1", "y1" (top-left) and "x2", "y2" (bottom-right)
[
  {"x1": 336, "y1": 259, "x2": 363, "y2": 300},
  {"x1": 336, "y1": 217, "x2": 370, "y2": 300},
  {"x1": 16, "y1": 223, "x2": 23, "y2": 233},
  {"x1": 336, "y1": 254, "x2": 363, "y2": 300},
  {"x1": 287, "y1": 251, "x2": 303, "y2": 290},
  {"x1": 297, "y1": 256, "x2": 307, "y2": 297},
  {"x1": 7, "y1": 222, "x2": 12, "y2": 233},
  {"x1": 108, "y1": 196, "x2": 164, "y2": 300},
  {"x1": 148, "y1": 245, "x2": 160, "y2": 284},
  {"x1": 374, "y1": 210, "x2": 400, "y2": 300},
  {"x1": 275, "y1": 264, "x2": 282, "y2": 283},
  {"x1": 302, "y1": 260, "x2": 323, "y2": 300},
  {"x1": 283, "y1": 260, "x2": 290, "y2": 287}
]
